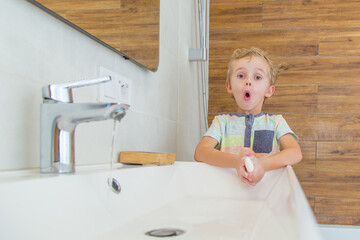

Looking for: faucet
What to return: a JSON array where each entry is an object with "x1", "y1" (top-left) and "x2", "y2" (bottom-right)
[{"x1": 40, "y1": 76, "x2": 129, "y2": 173}]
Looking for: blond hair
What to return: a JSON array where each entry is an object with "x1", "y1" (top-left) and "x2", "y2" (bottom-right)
[{"x1": 226, "y1": 47, "x2": 279, "y2": 86}]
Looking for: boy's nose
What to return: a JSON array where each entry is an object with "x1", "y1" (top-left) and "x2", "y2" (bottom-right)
[{"x1": 246, "y1": 81, "x2": 252, "y2": 86}]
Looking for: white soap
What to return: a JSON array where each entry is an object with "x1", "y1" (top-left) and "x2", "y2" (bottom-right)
[{"x1": 245, "y1": 157, "x2": 254, "y2": 173}]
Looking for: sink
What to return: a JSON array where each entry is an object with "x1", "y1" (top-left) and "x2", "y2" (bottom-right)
[{"x1": 0, "y1": 162, "x2": 322, "y2": 240}]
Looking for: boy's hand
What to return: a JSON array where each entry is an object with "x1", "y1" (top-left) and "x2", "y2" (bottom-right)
[
  {"x1": 236, "y1": 155, "x2": 265, "y2": 186},
  {"x1": 246, "y1": 157, "x2": 265, "y2": 185},
  {"x1": 235, "y1": 150, "x2": 253, "y2": 184}
]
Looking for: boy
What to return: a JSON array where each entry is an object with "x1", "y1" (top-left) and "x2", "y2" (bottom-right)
[{"x1": 194, "y1": 47, "x2": 302, "y2": 186}]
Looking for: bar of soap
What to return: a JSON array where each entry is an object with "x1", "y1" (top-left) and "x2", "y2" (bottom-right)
[{"x1": 245, "y1": 157, "x2": 254, "y2": 172}]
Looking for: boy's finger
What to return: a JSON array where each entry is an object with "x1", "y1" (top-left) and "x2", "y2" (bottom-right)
[
  {"x1": 241, "y1": 176, "x2": 250, "y2": 185},
  {"x1": 242, "y1": 176, "x2": 256, "y2": 186},
  {"x1": 238, "y1": 164, "x2": 248, "y2": 178}
]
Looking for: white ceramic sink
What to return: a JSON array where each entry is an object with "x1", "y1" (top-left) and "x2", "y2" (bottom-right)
[{"x1": 0, "y1": 162, "x2": 322, "y2": 240}]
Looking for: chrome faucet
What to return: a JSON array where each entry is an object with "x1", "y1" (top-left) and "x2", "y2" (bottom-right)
[{"x1": 40, "y1": 76, "x2": 128, "y2": 173}]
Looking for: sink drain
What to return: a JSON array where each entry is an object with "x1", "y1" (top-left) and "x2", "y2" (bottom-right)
[
  {"x1": 107, "y1": 177, "x2": 121, "y2": 194},
  {"x1": 145, "y1": 228, "x2": 185, "y2": 238}
]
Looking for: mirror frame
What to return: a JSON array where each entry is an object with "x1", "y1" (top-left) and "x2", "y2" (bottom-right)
[{"x1": 27, "y1": 0, "x2": 159, "y2": 72}]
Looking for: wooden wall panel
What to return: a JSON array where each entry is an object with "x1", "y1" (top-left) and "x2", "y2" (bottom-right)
[
  {"x1": 121, "y1": 0, "x2": 159, "y2": 7},
  {"x1": 315, "y1": 198, "x2": 360, "y2": 225},
  {"x1": 67, "y1": 7, "x2": 159, "y2": 36},
  {"x1": 317, "y1": 142, "x2": 360, "y2": 170},
  {"x1": 284, "y1": 114, "x2": 360, "y2": 141},
  {"x1": 36, "y1": 0, "x2": 120, "y2": 11},
  {"x1": 121, "y1": 34, "x2": 159, "y2": 60},
  {"x1": 210, "y1": 29, "x2": 319, "y2": 58},
  {"x1": 208, "y1": 85, "x2": 236, "y2": 113},
  {"x1": 320, "y1": 28, "x2": 360, "y2": 56},
  {"x1": 263, "y1": 0, "x2": 321, "y2": 28},
  {"x1": 209, "y1": 0, "x2": 360, "y2": 226},
  {"x1": 120, "y1": 34, "x2": 159, "y2": 71},
  {"x1": 275, "y1": 57, "x2": 360, "y2": 85},
  {"x1": 211, "y1": 57, "x2": 360, "y2": 85},
  {"x1": 294, "y1": 141, "x2": 316, "y2": 169},
  {"x1": 263, "y1": 0, "x2": 360, "y2": 28},
  {"x1": 263, "y1": 85, "x2": 317, "y2": 113},
  {"x1": 210, "y1": 2, "x2": 262, "y2": 30},
  {"x1": 294, "y1": 169, "x2": 360, "y2": 198},
  {"x1": 209, "y1": 59, "x2": 229, "y2": 85},
  {"x1": 211, "y1": 0, "x2": 260, "y2": 2},
  {"x1": 96, "y1": 35, "x2": 121, "y2": 51},
  {"x1": 318, "y1": 85, "x2": 360, "y2": 113}
]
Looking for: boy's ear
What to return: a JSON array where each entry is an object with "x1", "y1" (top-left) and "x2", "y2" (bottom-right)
[
  {"x1": 226, "y1": 81, "x2": 232, "y2": 94},
  {"x1": 265, "y1": 85, "x2": 275, "y2": 98}
]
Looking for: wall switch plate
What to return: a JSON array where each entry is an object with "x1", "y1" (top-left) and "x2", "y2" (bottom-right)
[{"x1": 98, "y1": 66, "x2": 132, "y2": 106}]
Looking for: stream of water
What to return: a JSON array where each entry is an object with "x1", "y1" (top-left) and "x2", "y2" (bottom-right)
[{"x1": 107, "y1": 120, "x2": 120, "y2": 194}]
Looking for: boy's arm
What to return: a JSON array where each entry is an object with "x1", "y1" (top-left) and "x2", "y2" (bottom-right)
[
  {"x1": 245, "y1": 133, "x2": 302, "y2": 185},
  {"x1": 259, "y1": 133, "x2": 302, "y2": 172},
  {"x1": 194, "y1": 136, "x2": 243, "y2": 169}
]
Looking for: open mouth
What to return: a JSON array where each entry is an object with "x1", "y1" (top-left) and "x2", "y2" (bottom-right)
[{"x1": 244, "y1": 91, "x2": 251, "y2": 101}]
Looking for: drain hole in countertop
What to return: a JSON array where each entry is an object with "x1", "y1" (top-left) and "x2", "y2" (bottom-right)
[{"x1": 145, "y1": 228, "x2": 185, "y2": 238}]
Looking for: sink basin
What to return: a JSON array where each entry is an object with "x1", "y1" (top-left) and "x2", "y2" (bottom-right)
[{"x1": 0, "y1": 162, "x2": 322, "y2": 240}]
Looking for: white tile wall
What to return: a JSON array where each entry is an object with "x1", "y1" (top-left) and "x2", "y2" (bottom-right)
[{"x1": 0, "y1": 0, "x2": 204, "y2": 170}]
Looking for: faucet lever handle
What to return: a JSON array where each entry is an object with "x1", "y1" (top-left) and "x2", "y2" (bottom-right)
[
  {"x1": 58, "y1": 76, "x2": 111, "y2": 89},
  {"x1": 43, "y1": 76, "x2": 111, "y2": 103}
]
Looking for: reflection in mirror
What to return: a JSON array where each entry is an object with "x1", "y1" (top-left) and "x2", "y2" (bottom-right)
[{"x1": 28, "y1": 0, "x2": 160, "y2": 71}]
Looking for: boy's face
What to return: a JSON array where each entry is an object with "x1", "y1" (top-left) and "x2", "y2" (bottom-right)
[{"x1": 226, "y1": 56, "x2": 275, "y2": 115}]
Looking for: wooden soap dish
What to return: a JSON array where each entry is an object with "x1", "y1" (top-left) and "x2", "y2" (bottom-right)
[{"x1": 119, "y1": 151, "x2": 175, "y2": 165}]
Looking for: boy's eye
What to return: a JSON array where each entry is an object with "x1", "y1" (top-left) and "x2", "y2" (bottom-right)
[
  {"x1": 237, "y1": 74, "x2": 245, "y2": 79},
  {"x1": 255, "y1": 75, "x2": 262, "y2": 80}
]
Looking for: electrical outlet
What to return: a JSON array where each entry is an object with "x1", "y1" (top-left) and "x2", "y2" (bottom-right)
[
  {"x1": 117, "y1": 76, "x2": 131, "y2": 106},
  {"x1": 98, "y1": 67, "x2": 131, "y2": 106}
]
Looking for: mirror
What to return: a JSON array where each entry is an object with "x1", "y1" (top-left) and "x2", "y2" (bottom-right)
[{"x1": 28, "y1": 0, "x2": 160, "y2": 71}]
